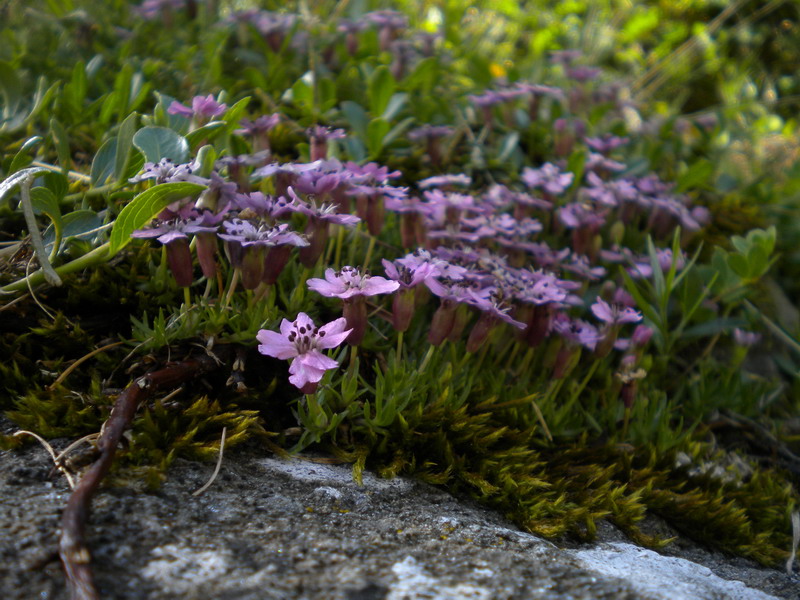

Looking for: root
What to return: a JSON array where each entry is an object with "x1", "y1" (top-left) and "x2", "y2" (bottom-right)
[{"x1": 59, "y1": 353, "x2": 221, "y2": 600}]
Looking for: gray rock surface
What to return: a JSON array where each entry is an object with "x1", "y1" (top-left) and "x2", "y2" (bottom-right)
[{"x1": 1, "y1": 431, "x2": 798, "y2": 599}]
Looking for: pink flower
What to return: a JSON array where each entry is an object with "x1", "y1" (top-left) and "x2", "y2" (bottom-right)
[
  {"x1": 257, "y1": 313, "x2": 351, "y2": 393},
  {"x1": 307, "y1": 266, "x2": 400, "y2": 299},
  {"x1": 168, "y1": 95, "x2": 228, "y2": 119},
  {"x1": 590, "y1": 296, "x2": 642, "y2": 325}
]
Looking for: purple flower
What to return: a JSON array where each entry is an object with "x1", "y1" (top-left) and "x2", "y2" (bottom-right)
[
  {"x1": 513, "y1": 272, "x2": 569, "y2": 306},
  {"x1": 733, "y1": 328, "x2": 761, "y2": 347},
  {"x1": 218, "y1": 220, "x2": 306, "y2": 248},
  {"x1": 418, "y1": 174, "x2": 472, "y2": 190},
  {"x1": 236, "y1": 114, "x2": 281, "y2": 136},
  {"x1": 234, "y1": 191, "x2": 299, "y2": 220},
  {"x1": 168, "y1": 95, "x2": 228, "y2": 120},
  {"x1": 307, "y1": 266, "x2": 399, "y2": 300},
  {"x1": 397, "y1": 249, "x2": 468, "y2": 281},
  {"x1": 363, "y1": 9, "x2": 408, "y2": 30},
  {"x1": 585, "y1": 135, "x2": 628, "y2": 154},
  {"x1": 566, "y1": 66, "x2": 601, "y2": 82},
  {"x1": 549, "y1": 50, "x2": 582, "y2": 66},
  {"x1": 468, "y1": 88, "x2": 526, "y2": 108},
  {"x1": 308, "y1": 126, "x2": 346, "y2": 160},
  {"x1": 585, "y1": 152, "x2": 626, "y2": 174},
  {"x1": 136, "y1": 0, "x2": 186, "y2": 20},
  {"x1": 219, "y1": 220, "x2": 307, "y2": 288},
  {"x1": 521, "y1": 163, "x2": 574, "y2": 196},
  {"x1": 307, "y1": 125, "x2": 346, "y2": 142},
  {"x1": 129, "y1": 158, "x2": 210, "y2": 185},
  {"x1": 257, "y1": 313, "x2": 351, "y2": 393},
  {"x1": 590, "y1": 297, "x2": 642, "y2": 325},
  {"x1": 552, "y1": 314, "x2": 601, "y2": 350},
  {"x1": 558, "y1": 202, "x2": 607, "y2": 229},
  {"x1": 345, "y1": 161, "x2": 401, "y2": 183},
  {"x1": 514, "y1": 83, "x2": 566, "y2": 102},
  {"x1": 408, "y1": 125, "x2": 454, "y2": 141}
]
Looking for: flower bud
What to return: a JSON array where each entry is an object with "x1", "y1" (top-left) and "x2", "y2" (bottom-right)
[
  {"x1": 343, "y1": 296, "x2": 367, "y2": 345},
  {"x1": 166, "y1": 238, "x2": 194, "y2": 288},
  {"x1": 194, "y1": 232, "x2": 218, "y2": 279},
  {"x1": 466, "y1": 312, "x2": 494, "y2": 353},
  {"x1": 427, "y1": 300, "x2": 457, "y2": 346},
  {"x1": 262, "y1": 245, "x2": 292, "y2": 284},
  {"x1": 241, "y1": 247, "x2": 266, "y2": 290},
  {"x1": 392, "y1": 288, "x2": 416, "y2": 332}
]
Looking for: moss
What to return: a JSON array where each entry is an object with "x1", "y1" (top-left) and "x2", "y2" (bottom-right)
[{"x1": 326, "y1": 394, "x2": 796, "y2": 567}]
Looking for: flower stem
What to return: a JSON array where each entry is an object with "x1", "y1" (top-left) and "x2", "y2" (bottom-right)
[
  {"x1": 396, "y1": 330, "x2": 404, "y2": 359},
  {"x1": 203, "y1": 277, "x2": 214, "y2": 299},
  {"x1": 515, "y1": 347, "x2": 535, "y2": 377},
  {"x1": 419, "y1": 344, "x2": 436, "y2": 373},
  {"x1": 362, "y1": 234, "x2": 376, "y2": 271},
  {"x1": 222, "y1": 268, "x2": 240, "y2": 308},
  {"x1": 334, "y1": 225, "x2": 345, "y2": 269},
  {"x1": 622, "y1": 405, "x2": 632, "y2": 440},
  {"x1": 183, "y1": 286, "x2": 191, "y2": 307},
  {"x1": 347, "y1": 344, "x2": 359, "y2": 376},
  {"x1": 289, "y1": 267, "x2": 310, "y2": 311}
]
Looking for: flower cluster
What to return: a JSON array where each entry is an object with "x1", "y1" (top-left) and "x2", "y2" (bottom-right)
[{"x1": 127, "y1": 29, "x2": 715, "y2": 401}]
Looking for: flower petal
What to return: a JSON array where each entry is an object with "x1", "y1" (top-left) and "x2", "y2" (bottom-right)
[
  {"x1": 315, "y1": 318, "x2": 352, "y2": 350},
  {"x1": 288, "y1": 359, "x2": 325, "y2": 389},
  {"x1": 297, "y1": 350, "x2": 339, "y2": 371},
  {"x1": 257, "y1": 329, "x2": 298, "y2": 360},
  {"x1": 307, "y1": 277, "x2": 344, "y2": 297}
]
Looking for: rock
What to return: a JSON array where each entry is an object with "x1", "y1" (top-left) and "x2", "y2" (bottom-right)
[{"x1": 0, "y1": 438, "x2": 797, "y2": 599}]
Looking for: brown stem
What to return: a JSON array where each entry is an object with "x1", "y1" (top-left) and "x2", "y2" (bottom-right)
[{"x1": 59, "y1": 354, "x2": 220, "y2": 600}]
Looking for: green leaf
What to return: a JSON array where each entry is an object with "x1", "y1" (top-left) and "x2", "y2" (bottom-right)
[
  {"x1": 404, "y1": 57, "x2": 438, "y2": 92},
  {"x1": 109, "y1": 182, "x2": 206, "y2": 256},
  {"x1": 366, "y1": 118, "x2": 390, "y2": 157},
  {"x1": 497, "y1": 132, "x2": 520, "y2": 161},
  {"x1": 221, "y1": 96, "x2": 251, "y2": 128},
  {"x1": 194, "y1": 145, "x2": 217, "y2": 178},
  {"x1": 677, "y1": 159, "x2": 713, "y2": 192},
  {"x1": 50, "y1": 118, "x2": 71, "y2": 173},
  {"x1": 620, "y1": 268, "x2": 661, "y2": 328},
  {"x1": 319, "y1": 78, "x2": 337, "y2": 112},
  {"x1": 381, "y1": 92, "x2": 407, "y2": 121},
  {"x1": 730, "y1": 234, "x2": 749, "y2": 254},
  {"x1": 0, "y1": 60, "x2": 22, "y2": 117},
  {"x1": 368, "y1": 66, "x2": 395, "y2": 117},
  {"x1": 341, "y1": 137, "x2": 366, "y2": 162},
  {"x1": 91, "y1": 137, "x2": 118, "y2": 186},
  {"x1": 185, "y1": 121, "x2": 226, "y2": 149},
  {"x1": 114, "y1": 112, "x2": 138, "y2": 183},
  {"x1": 290, "y1": 77, "x2": 313, "y2": 110},
  {"x1": 112, "y1": 64, "x2": 133, "y2": 118},
  {"x1": 747, "y1": 244, "x2": 769, "y2": 279},
  {"x1": 44, "y1": 172, "x2": 69, "y2": 200},
  {"x1": 43, "y1": 210, "x2": 103, "y2": 253},
  {"x1": 727, "y1": 253, "x2": 750, "y2": 279},
  {"x1": 29, "y1": 187, "x2": 62, "y2": 224},
  {"x1": 382, "y1": 117, "x2": 415, "y2": 148},
  {"x1": 10, "y1": 136, "x2": 43, "y2": 173},
  {"x1": 154, "y1": 92, "x2": 189, "y2": 132},
  {"x1": 565, "y1": 149, "x2": 586, "y2": 191},
  {"x1": 133, "y1": 126, "x2": 189, "y2": 163},
  {"x1": 341, "y1": 101, "x2": 369, "y2": 140},
  {"x1": 64, "y1": 61, "x2": 87, "y2": 115}
]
